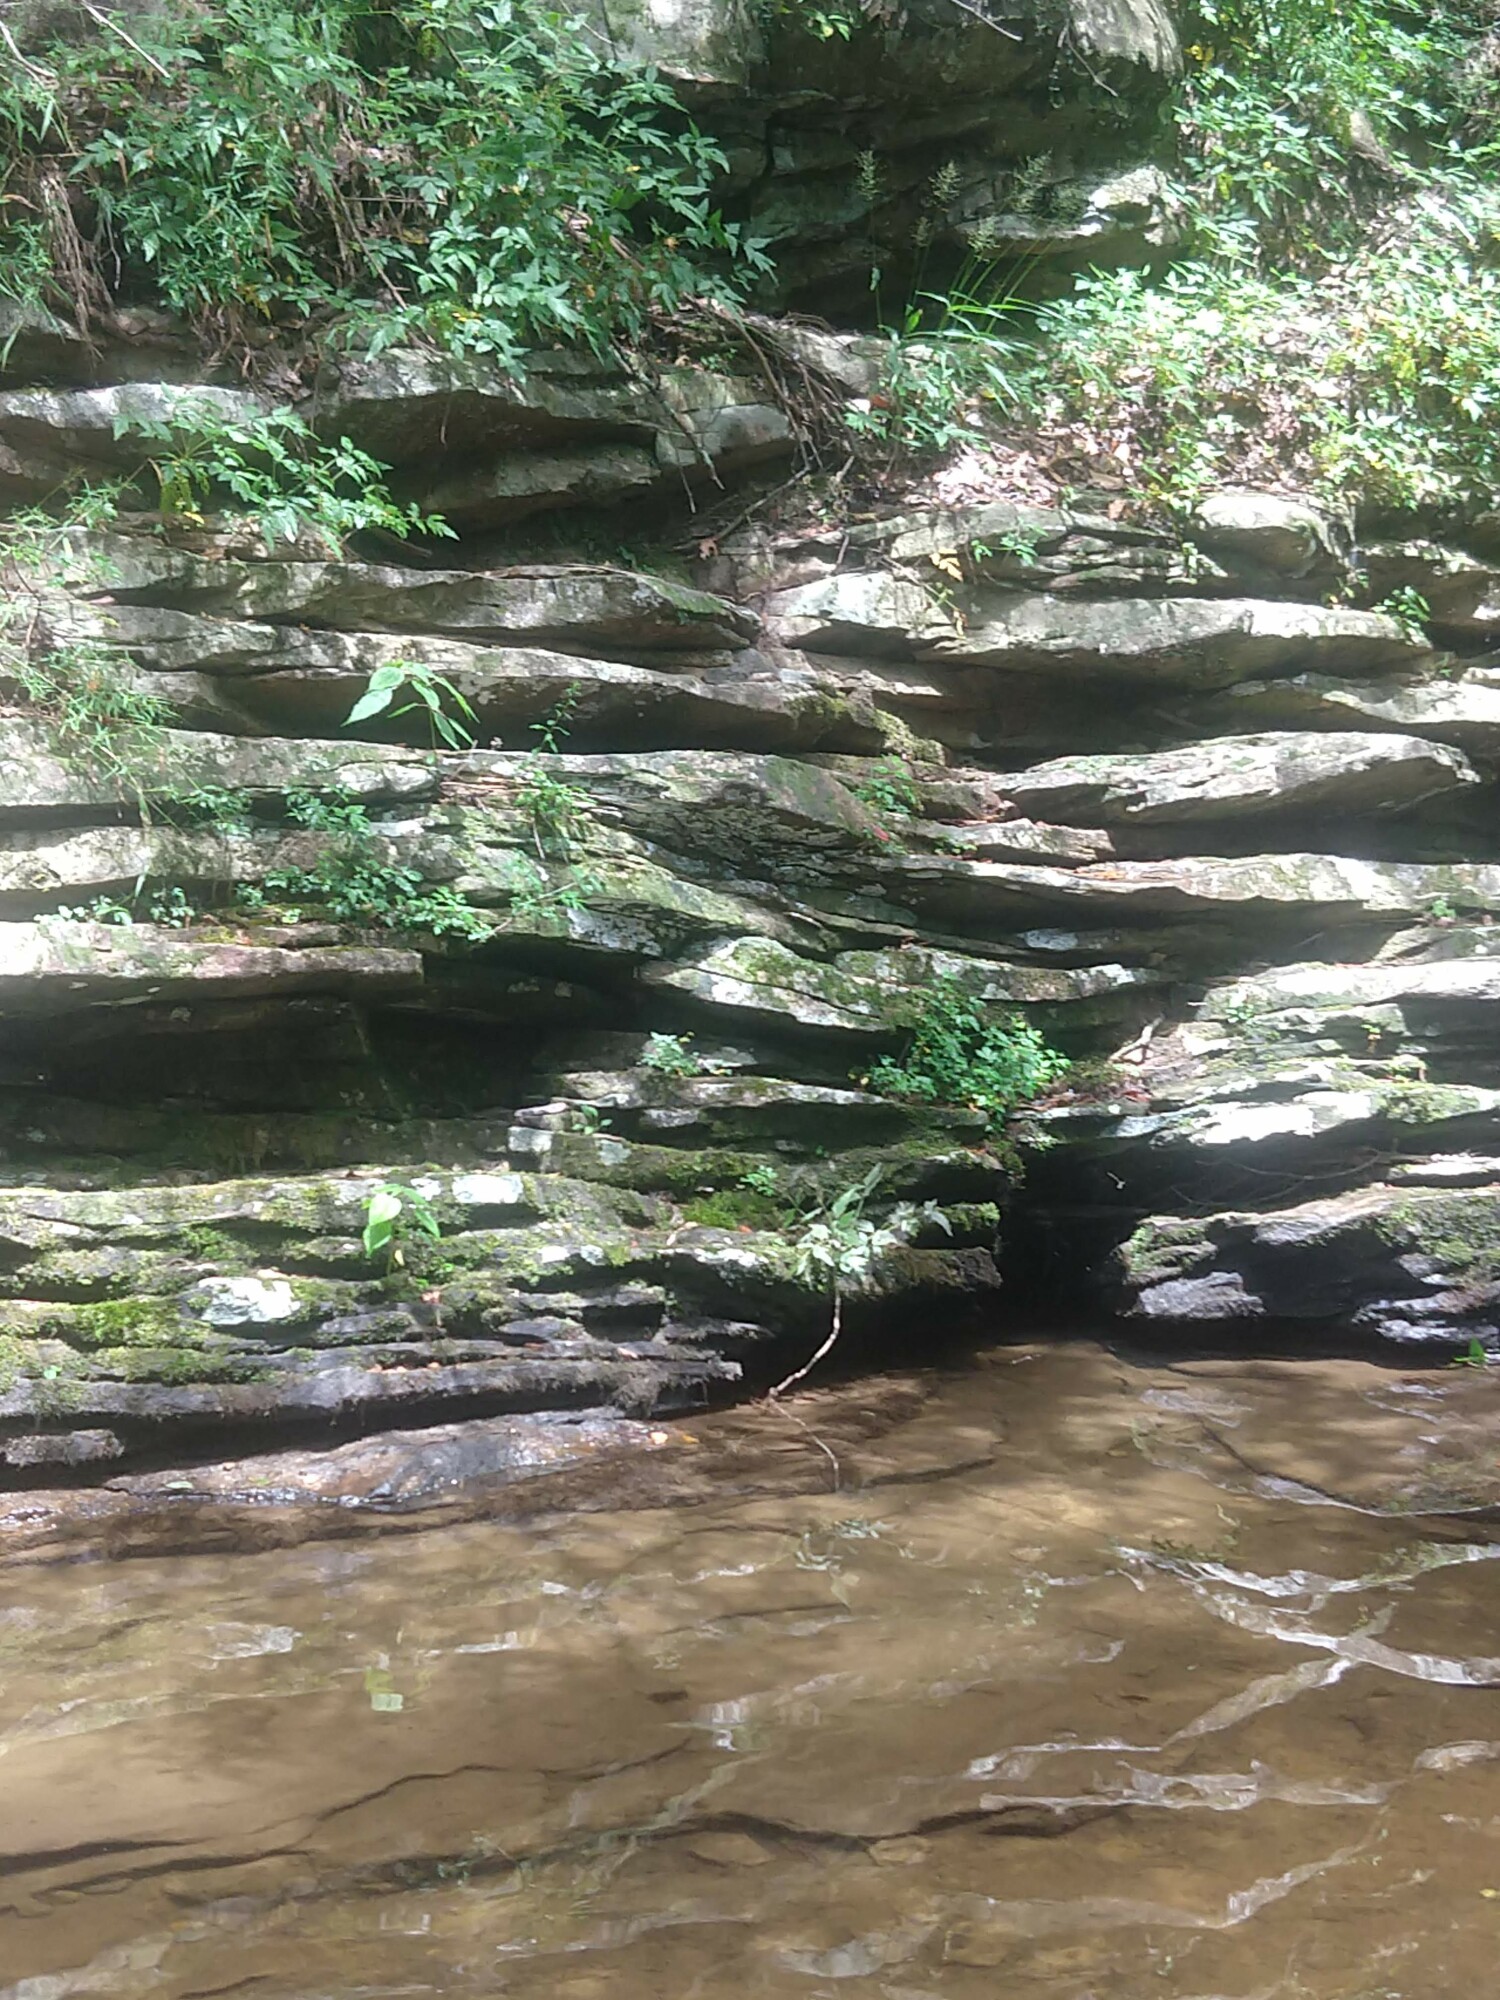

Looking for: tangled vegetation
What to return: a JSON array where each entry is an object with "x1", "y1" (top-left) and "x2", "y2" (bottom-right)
[
  {"x1": 259, "y1": 789, "x2": 493, "y2": 938},
  {"x1": 1025, "y1": 0, "x2": 1500, "y2": 515},
  {"x1": 831, "y1": 0, "x2": 1500, "y2": 517},
  {"x1": 125, "y1": 399, "x2": 448, "y2": 547},
  {"x1": 864, "y1": 976, "x2": 1070, "y2": 1123},
  {"x1": 1, "y1": 0, "x2": 767, "y2": 365},
  {"x1": 772, "y1": 1167, "x2": 951, "y2": 1400}
]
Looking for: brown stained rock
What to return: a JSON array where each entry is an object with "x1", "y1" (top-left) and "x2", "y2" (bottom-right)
[{"x1": 110, "y1": 1405, "x2": 670, "y2": 1504}]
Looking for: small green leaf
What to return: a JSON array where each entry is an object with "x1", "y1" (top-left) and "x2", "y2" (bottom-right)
[{"x1": 345, "y1": 685, "x2": 396, "y2": 724}]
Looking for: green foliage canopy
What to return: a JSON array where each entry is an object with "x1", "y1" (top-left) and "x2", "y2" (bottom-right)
[{"x1": 3, "y1": 0, "x2": 769, "y2": 363}]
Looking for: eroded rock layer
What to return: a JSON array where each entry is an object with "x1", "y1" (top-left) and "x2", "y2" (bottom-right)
[{"x1": 3, "y1": 335, "x2": 1499, "y2": 1526}]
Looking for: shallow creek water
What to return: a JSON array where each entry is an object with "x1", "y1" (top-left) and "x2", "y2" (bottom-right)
[{"x1": 4, "y1": 1340, "x2": 1500, "y2": 1999}]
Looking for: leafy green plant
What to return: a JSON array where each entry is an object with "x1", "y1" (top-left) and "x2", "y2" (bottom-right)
[
  {"x1": 7, "y1": 637, "x2": 178, "y2": 802},
  {"x1": 981, "y1": 527, "x2": 1044, "y2": 567},
  {"x1": 505, "y1": 855, "x2": 601, "y2": 930},
  {"x1": 498, "y1": 685, "x2": 602, "y2": 927},
  {"x1": 739, "y1": 1163, "x2": 783, "y2": 1197},
  {"x1": 9, "y1": 0, "x2": 768, "y2": 366},
  {"x1": 1020, "y1": 0, "x2": 1500, "y2": 514},
  {"x1": 509, "y1": 688, "x2": 588, "y2": 854},
  {"x1": 848, "y1": 299, "x2": 1031, "y2": 460},
  {"x1": 344, "y1": 658, "x2": 478, "y2": 750},
  {"x1": 770, "y1": 1168, "x2": 950, "y2": 1398},
  {"x1": 53, "y1": 882, "x2": 199, "y2": 925},
  {"x1": 145, "y1": 885, "x2": 198, "y2": 927},
  {"x1": 163, "y1": 783, "x2": 256, "y2": 836},
  {"x1": 852, "y1": 754, "x2": 922, "y2": 823},
  {"x1": 52, "y1": 893, "x2": 135, "y2": 925},
  {"x1": 1177, "y1": 0, "x2": 1481, "y2": 263},
  {"x1": 117, "y1": 399, "x2": 448, "y2": 551},
  {"x1": 265, "y1": 788, "x2": 492, "y2": 938},
  {"x1": 516, "y1": 764, "x2": 590, "y2": 859},
  {"x1": 864, "y1": 974, "x2": 1070, "y2": 1121},
  {"x1": 0, "y1": 497, "x2": 174, "y2": 805},
  {"x1": 1031, "y1": 193, "x2": 1500, "y2": 513},
  {"x1": 528, "y1": 685, "x2": 584, "y2": 756},
  {"x1": 640, "y1": 1032, "x2": 702, "y2": 1078},
  {"x1": 765, "y1": 0, "x2": 871, "y2": 40},
  {"x1": 362, "y1": 1180, "x2": 442, "y2": 1268},
  {"x1": 1377, "y1": 585, "x2": 1431, "y2": 643}
]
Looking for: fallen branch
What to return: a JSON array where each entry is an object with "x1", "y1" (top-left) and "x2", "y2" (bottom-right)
[{"x1": 0, "y1": 20, "x2": 55, "y2": 82}]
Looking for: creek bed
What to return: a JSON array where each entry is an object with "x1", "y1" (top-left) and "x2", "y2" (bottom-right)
[{"x1": 3, "y1": 1339, "x2": 1499, "y2": 1997}]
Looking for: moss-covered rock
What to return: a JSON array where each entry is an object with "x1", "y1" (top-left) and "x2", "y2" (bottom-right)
[{"x1": 1114, "y1": 1183, "x2": 1500, "y2": 1345}]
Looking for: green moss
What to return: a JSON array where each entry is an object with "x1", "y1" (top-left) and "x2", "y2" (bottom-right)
[
  {"x1": 1378, "y1": 1083, "x2": 1489, "y2": 1127},
  {"x1": 67, "y1": 1296, "x2": 202, "y2": 1351},
  {"x1": 180, "y1": 1225, "x2": 249, "y2": 1266},
  {"x1": 865, "y1": 707, "x2": 946, "y2": 765},
  {"x1": 1376, "y1": 1193, "x2": 1500, "y2": 1286},
  {"x1": 91, "y1": 1346, "x2": 248, "y2": 1384},
  {"x1": 0, "y1": 1335, "x2": 33, "y2": 1394},
  {"x1": 680, "y1": 1189, "x2": 795, "y2": 1230},
  {"x1": 285, "y1": 1274, "x2": 356, "y2": 1314},
  {"x1": 1119, "y1": 1216, "x2": 1215, "y2": 1289},
  {"x1": 935, "y1": 1201, "x2": 1001, "y2": 1241}
]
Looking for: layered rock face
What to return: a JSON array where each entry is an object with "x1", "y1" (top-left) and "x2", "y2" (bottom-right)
[
  {"x1": 5, "y1": 264, "x2": 1500, "y2": 1517},
  {"x1": 1, "y1": 361, "x2": 1038, "y2": 1503},
  {"x1": 6, "y1": 359, "x2": 1500, "y2": 1504},
  {"x1": 582, "y1": 0, "x2": 1182, "y2": 317}
]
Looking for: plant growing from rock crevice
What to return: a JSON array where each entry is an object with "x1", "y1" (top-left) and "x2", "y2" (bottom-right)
[
  {"x1": 361, "y1": 1181, "x2": 442, "y2": 1270},
  {"x1": 504, "y1": 686, "x2": 602, "y2": 930},
  {"x1": 263, "y1": 788, "x2": 491, "y2": 938},
  {"x1": 863, "y1": 974, "x2": 1069, "y2": 1123},
  {"x1": 770, "y1": 1168, "x2": 950, "y2": 1399},
  {"x1": 640, "y1": 1033, "x2": 703, "y2": 1079},
  {"x1": 117, "y1": 400, "x2": 450, "y2": 551},
  {"x1": 343, "y1": 659, "x2": 478, "y2": 750}
]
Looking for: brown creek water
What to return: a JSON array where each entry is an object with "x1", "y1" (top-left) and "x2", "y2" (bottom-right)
[{"x1": 4, "y1": 1340, "x2": 1500, "y2": 1999}]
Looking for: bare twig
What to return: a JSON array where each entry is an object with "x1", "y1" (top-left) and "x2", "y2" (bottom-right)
[
  {"x1": 0, "y1": 20, "x2": 55, "y2": 82},
  {"x1": 80, "y1": 4, "x2": 171, "y2": 77},
  {"x1": 769, "y1": 1290, "x2": 844, "y2": 1400},
  {"x1": 939, "y1": 0, "x2": 1022, "y2": 42},
  {"x1": 773, "y1": 1403, "x2": 842, "y2": 1490}
]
